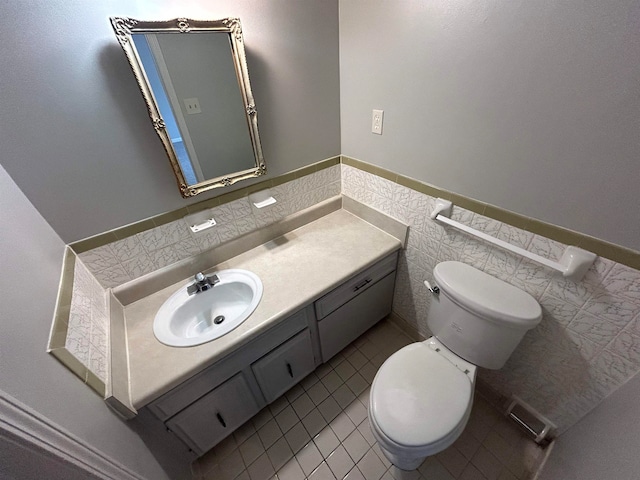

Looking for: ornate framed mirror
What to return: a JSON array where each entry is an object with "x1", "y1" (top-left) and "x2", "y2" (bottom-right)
[{"x1": 110, "y1": 17, "x2": 266, "y2": 197}]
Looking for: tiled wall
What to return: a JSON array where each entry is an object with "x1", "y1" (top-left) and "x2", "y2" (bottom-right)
[
  {"x1": 62, "y1": 158, "x2": 640, "y2": 433},
  {"x1": 66, "y1": 256, "x2": 110, "y2": 385},
  {"x1": 341, "y1": 162, "x2": 640, "y2": 433},
  {"x1": 76, "y1": 165, "x2": 341, "y2": 288}
]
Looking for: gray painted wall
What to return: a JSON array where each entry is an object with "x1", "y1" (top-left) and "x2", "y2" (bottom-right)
[
  {"x1": 539, "y1": 371, "x2": 640, "y2": 480},
  {"x1": 0, "y1": 0, "x2": 340, "y2": 243},
  {"x1": 339, "y1": 0, "x2": 640, "y2": 250},
  {"x1": 0, "y1": 165, "x2": 181, "y2": 479}
]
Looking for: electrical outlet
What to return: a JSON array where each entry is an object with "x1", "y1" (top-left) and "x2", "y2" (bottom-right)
[
  {"x1": 183, "y1": 97, "x2": 202, "y2": 114},
  {"x1": 372, "y1": 109, "x2": 384, "y2": 135}
]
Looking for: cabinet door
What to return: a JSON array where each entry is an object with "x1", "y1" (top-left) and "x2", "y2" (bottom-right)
[
  {"x1": 251, "y1": 329, "x2": 315, "y2": 404},
  {"x1": 166, "y1": 372, "x2": 260, "y2": 455}
]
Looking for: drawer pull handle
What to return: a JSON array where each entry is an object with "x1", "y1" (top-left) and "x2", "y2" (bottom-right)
[
  {"x1": 216, "y1": 413, "x2": 227, "y2": 428},
  {"x1": 287, "y1": 362, "x2": 294, "y2": 378},
  {"x1": 353, "y1": 278, "x2": 372, "y2": 292}
]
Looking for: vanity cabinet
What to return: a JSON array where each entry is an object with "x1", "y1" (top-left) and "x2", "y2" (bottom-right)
[
  {"x1": 147, "y1": 252, "x2": 398, "y2": 455},
  {"x1": 149, "y1": 305, "x2": 316, "y2": 455},
  {"x1": 316, "y1": 252, "x2": 398, "y2": 361}
]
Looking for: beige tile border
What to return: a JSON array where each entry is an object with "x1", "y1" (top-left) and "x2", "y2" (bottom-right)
[
  {"x1": 47, "y1": 247, "x2": 75, "y2": 352},
  {"x1": 70, "y1": 156, "x2": 341, "y2": 254},
  {"x1": 342, "y1": 156, "x2": 640, "y2": 270},
  {"x1": 47, "y1": 247, "x2": 106, "y2": 397}
]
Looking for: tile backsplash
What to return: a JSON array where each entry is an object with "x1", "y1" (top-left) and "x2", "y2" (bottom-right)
[
  {"x1": 341, "y1": 162, "x2": 640, "y2": 433},
  {"x1": 76, "y1": 165, "x2": 341, "y2": 288}
]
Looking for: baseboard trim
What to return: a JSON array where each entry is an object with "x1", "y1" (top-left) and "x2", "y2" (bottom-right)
[{"x1": 0, "y1": 390, "x2": 146, "y2": 480}]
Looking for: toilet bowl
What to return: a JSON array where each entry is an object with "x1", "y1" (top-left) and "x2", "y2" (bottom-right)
[
  {"x1": 368, "y1": 338, "x2": 476, "y2": 470},
  {"x1": 368, "y1": 261, "x2": 542, "y2": 470}
]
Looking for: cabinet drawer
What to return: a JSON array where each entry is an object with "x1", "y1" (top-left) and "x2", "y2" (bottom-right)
[
  {"x1": 252, "y1": 329, "x2": 315, "y2": 403},
  {"x1": 315, "y1": 252, "x2": 398, "y2": 320},
  {"x1": 319, "y1": 272, "x2": 395, "y2": 361},
  {"x1": 166, "y1": 372, "x2": 260, "y2": 455}
]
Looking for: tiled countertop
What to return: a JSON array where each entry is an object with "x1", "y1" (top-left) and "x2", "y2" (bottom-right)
[{"x1": 123, "y1": 208, "x2": 403, "y2": 409}]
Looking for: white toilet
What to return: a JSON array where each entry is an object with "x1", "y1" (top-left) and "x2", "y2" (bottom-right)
[{"x1": 369, "y1": 261, "x2": 542, "y2": 470}]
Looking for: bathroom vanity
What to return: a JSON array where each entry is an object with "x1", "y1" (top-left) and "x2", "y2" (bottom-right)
[{"x1": 113, "y1": 201, "x2": 405, "y2": 455}]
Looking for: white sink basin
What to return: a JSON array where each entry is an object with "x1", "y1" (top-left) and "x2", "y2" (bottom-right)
[{"x1": 153, "y1": 269, "x2": 263, "y2": 347}]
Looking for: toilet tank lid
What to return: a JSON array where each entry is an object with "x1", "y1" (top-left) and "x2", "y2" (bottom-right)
[{"x1": 434, "y1": 261, "x2": 542, "y2": 328}]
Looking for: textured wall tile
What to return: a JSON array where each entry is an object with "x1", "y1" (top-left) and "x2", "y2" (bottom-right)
[
  {"x1": 148, "y1": 245, "x2": 183, "y2": 270},
  {"x1": 622, "y1": 312, "x2": 640, "y2": 336},
  {"x1": 419, "y1": 220, "x2": 443, "y2": 257},
  {"x1": 564, "y1": 329, "x2": 602, "y2": 362},
  {"x1": 228, "y1": 198, "x2": 252, "y2": 219},
  {"x1": 528, "y1": 235, "x2": 566, "y2": 262},
  {"x1": 450, "y1": 206, "x2": 473, "y2": 223},
  {"x1": 215, "y1": 222, "x2": 241, "y2": 243},
  {"x1": 470, "y1": 214, "x2": 501, "y2": 236},
  {"x1": 235, "y1": 215, "x2": 259, "y2": 236},
  {"x1": 374, "y1": 176, "x2": 395, "y2": 199},
  {"x1": 582, "y1": 291, "x2": 640, "y2": 324},
  {"x1": 66, "y1": 327, "x2": 91, "y2": 366},
  {"x1": 89, "y1": 345, "x2": 107, "y2": 383},
  {"x1": 111, "y1": 236, "x2": 146, "y2": 263},
  {"x1": 485, "y1": 248, "x2": 521, "y2": 281},
  {"x1": 539, "y1": 292, "x2": 579, "y2": 326},
  {"x1": 194, "y1": 228, "x2": 221, "y2": 251},
  {"x1": 254, "y1": 207, "x2": 278, "y2": 228},
  {"x1": 121, "y1": 255, "x2": 156, "y2": 278},
  {"x1": 326, "y1": 180, "x2": 341, "y2": 197},
  {"x1": 568, "y1": 312, "x2": 622, "y2": 347},
  {"x1": 413, "y1": 191, "x2": 435, "y2": 215},
  {"x1": 590, "y1": 349, "x2": 637, "y2": 384},
  {"x1": 461, "y1": 238, "x2": 491, "y2": 270},
  {"x1": 79, "y1": 244, "x2": 120, "y2": 271},
  {"x1": 137, "y1": 222, "x2": 188, "y2": 252},
  {"x1": 437, "y1": 244, "x2": 461, "y2": 263},
  {"x1": 510, "y1": 260, "x2": 553, "y2": 299},
  {"x1": 602, "y1": 263, "x2": 640, "y2": 302},
  {"x1": 209, "y1": 202, "x2": 236, "y2": 224},
  {"x1": 546, "y1": 275, "x2": 594, "y2": 308},
  {"x1": 174, "y1": 236, "x2": 202, "y2": 259},
  {"x1": 93, "y1": 264, "x2": 131, "y2": 289},
  {"x1": 582, "y1": 256, "x2": 615, "y2": 287},
  {"x1": 440, "y1": 225, "x2": 467, "y2": 250},
  {"x1": 496, "y1": 224, "x2": 534, "y2": 249},
  {"x1": 607, "y1": 331, "x2": 640, "y2": 368}
]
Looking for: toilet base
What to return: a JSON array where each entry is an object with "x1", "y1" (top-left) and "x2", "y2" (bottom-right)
[{"x1": 377, "y1": 443, "x2": 425, "y2": 471}]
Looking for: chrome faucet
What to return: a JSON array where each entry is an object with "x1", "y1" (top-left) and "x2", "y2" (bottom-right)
[{"x1": 187, "y1": 272, "x2": 220, "y2": 295}]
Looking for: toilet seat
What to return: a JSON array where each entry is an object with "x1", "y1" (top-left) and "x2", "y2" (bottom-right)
[{"x1": 370, "y1": 340, "x2": 474, "y2": 449}]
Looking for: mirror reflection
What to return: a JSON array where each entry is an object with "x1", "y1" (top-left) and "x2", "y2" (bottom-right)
[{"x1": 110, "y1": 17, "x2": 266, "y2": 197}]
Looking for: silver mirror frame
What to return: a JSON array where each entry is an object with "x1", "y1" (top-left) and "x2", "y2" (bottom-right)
[{"x1": 110, "y1": 17, "x2": 266, "y2": 198}]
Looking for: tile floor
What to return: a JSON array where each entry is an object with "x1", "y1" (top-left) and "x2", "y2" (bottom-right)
[{"x1": 193, "y1": 320, "x2": 546, "y2": 480}]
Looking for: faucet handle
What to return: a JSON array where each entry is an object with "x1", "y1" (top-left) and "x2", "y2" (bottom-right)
[{"x1": 195, "y1": 272, "x2": 205, "y2": 282}]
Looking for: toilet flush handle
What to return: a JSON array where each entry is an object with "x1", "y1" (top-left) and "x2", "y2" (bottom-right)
[{"x1": 424, "y1": 280, "x2": 440, "y2": 295}]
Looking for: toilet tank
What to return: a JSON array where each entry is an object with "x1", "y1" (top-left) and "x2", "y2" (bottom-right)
[{"x1": 427, "y1": 261, "x2": 542, "y2": 369}]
